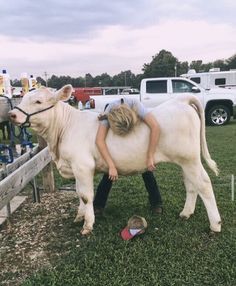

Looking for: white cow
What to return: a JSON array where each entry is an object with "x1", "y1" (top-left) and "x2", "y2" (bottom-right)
[{"x1": 9, "y1": 85, "x2": 221, "y2": 235}]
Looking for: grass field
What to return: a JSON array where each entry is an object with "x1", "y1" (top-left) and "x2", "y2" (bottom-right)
[{"x1": 1, "y1": 120, "x2": 236, "y2": 285}]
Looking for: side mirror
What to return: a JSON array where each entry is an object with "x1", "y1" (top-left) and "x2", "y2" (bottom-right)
[{"x1": 192, "y1": 86, "x2": 200, "y2": 93}]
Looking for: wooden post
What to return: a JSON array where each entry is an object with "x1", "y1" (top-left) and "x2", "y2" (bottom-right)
[
  {"x1": 37, "y1": 136, "x2": 56, "y2": 192},
  {"x1": 2, "y1": 164, "x2": 11, "y2": 216},
  {"x1": 232, "y1": 174, "x2": 235, "y2": 201}
]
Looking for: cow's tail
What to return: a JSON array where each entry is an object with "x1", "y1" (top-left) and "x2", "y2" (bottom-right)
[{"x1": 183, "y1": 95, "x2": 219, "y2": 176}]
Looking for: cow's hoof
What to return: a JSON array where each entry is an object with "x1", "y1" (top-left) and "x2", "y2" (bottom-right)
[
  {"x1": 74, "y1": 215, "x2": 84, "y2": 223},
  {"x1": 179, "y1": 211, "x2": 192, "y2": 220},
  {"x1": 80, "y1": 228, "x2": 92, "y2": 235},
  {"x1": 209, "y1": 230, "x2": 221, "y2": 237},
  {"x1": 210, "y1": 221, "x2": 222, "y2": 234}
]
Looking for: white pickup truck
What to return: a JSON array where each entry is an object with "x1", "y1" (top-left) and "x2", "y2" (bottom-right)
[{"x1": 88, "y1": 77, "x2": 236, "y2": 126}]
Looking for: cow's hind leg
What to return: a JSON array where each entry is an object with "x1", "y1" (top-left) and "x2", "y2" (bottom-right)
[
  {"x1": 181, "y1": 162, "x2": 221, "y2": 232},
  {"x1": 180, "y1": 172, "x2": 198, "y2": 219}
]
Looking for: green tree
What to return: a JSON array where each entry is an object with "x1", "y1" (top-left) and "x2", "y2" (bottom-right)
[
  {"x1": 71, "y1": 76, "x2": 84, "y2": 87},
  {"x1": 135, "y1": 73, "x2": 145, "y2": 89},
  {"x1": 84, "y1": 73, "x2": 93, "y2": 87},
  {"x1": 94, "y1": 73, "x2": 112, "y2": 87},
  {"x1": 189, "y1": 60, "x2": 203, "y2": 72},
  {"x1": 112, "y1": 70, "x2": 133, "y2": 86},
  {"x1": 226, "y1": 54, "x2": 236, "y2": 70},
  {"x1": 36, "y1": 76, "x2": 46, "y2": 87},
  {"x1": 176, "y1": 61, "x2": 189, "y2": 76},
  {"x1": 48, "y1": 75, "x2": 59, "y2": 88},
  {"x1": 212, "y1": 59, "x2": 227, "y2": 71},
  {"x1": 142, "y1": 49, "x2": 178, "y2": 77},
  {"x1": 201, "y1": 62, "x2": 213, "y2": 72}
]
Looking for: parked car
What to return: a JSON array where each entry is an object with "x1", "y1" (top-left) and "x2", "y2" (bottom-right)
[{"x1": 121, "y1": 88, "x2": 140, "y2": 95}]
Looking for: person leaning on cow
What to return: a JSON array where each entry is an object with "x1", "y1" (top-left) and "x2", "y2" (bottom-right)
[{"x1": 95, "y1": 98, "x2": 163, "y2": 214}]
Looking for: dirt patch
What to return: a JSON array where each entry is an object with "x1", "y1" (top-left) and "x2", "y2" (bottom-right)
[{"x1": 0, "y1": 191, "x2": 81, "y2": 286}]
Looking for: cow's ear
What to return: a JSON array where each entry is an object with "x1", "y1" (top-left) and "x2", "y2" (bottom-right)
[{"x1": 55, "y1": 85, "x2": 73, "y2": 102}]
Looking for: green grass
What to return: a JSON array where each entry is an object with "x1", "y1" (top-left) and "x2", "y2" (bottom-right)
[{"x1": 2, "y1": 121, "x2": 236, "y2": 286}]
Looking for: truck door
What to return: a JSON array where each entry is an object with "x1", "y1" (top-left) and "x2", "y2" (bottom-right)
[
  {"x1": 141, "y1": 79, "x2": 172, "y2": 107},
  {"x1": 171, "y1": 79, "x2": 198, "y2": 97},
  {"x1": 171, "y1": 79, "x2": 206, "y2": 108}
]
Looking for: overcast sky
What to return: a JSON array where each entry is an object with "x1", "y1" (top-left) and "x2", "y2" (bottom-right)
[{"x1": 0, "y1": 0, "x2": 235, "y2": 80}]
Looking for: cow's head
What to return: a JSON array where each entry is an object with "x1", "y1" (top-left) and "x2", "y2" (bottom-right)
[{"x1": 9, "y1": 85, "x2": 73, "y2": 128}]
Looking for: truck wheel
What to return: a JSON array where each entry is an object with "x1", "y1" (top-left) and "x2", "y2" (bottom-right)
[{"x1": 206, "y1": 105, "x2": 230, "y2": 126}]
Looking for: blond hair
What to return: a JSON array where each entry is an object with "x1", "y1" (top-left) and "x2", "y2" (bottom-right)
[{"x1": 108, "y1": 104, "x2": 139, "y2": 136}]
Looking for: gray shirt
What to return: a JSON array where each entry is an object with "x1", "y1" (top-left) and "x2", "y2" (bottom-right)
[{"x1": 101, "y1": 98, "x2": 149, "y2": 127}]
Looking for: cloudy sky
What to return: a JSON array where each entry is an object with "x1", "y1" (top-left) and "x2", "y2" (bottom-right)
[{"x1": 0, "y1": 0, "x2": 235, "y2": 80}]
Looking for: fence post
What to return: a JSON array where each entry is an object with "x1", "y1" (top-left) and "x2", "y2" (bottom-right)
[
  {"x1": 37, "y1": 136, "x2": 56, "y2": 192},
  {"x1": 2, "y1": 163, "x2": 11, "y2": 216},
  {"x1": 232, "y1": 174, "x2": 235, "y2": 201}
]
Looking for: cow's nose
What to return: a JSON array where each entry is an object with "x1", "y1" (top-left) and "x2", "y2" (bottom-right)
[{"x1": 8, "y1": 111, "x2": 16, "y2": 120}]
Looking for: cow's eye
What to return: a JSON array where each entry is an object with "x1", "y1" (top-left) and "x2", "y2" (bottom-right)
[{"x1": 35, "y1": 100, "x2": 42, "y2": 104}]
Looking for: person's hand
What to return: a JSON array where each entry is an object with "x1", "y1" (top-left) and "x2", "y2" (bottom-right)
[
  {"x1": 147, "y1": 156, "x2": 156, "y2": 171},
  {"x1": 108, "y1": 166, "x2": 118, "y2": 181},
  {"x1": 98, "y1": 113, "x2": 107, "y2": 121}
]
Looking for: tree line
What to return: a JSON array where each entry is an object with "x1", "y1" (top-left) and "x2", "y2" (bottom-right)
[{"x1": 12, "y1": 49, "x2": 236, "y2": 89}]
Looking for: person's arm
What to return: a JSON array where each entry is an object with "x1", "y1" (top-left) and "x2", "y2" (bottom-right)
[
  {"x1": 143, "y1": 113, "x2": 160, "y2": 171},
  {"x1": 95, "y1": 124, "x2": 118, "y2": 181}
]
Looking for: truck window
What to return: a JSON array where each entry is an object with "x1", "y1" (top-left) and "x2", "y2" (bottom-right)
[
  {"x1": 215, "y1": 78, "x2": 226, "y2": 86},
  {"x1": 146, "y1": 80, "x2": 167, "y2": 93},
  {"x1": 172, "y1": 80, "x2": 194, "y2": 93},
  {"x1": 190, "y1": 77, "x2": 201, "y2": 84}
]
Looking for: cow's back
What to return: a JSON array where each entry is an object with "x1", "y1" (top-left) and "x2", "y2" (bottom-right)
[{"x1": 96, "y1": 99, "x2": 201, "y2": 174}]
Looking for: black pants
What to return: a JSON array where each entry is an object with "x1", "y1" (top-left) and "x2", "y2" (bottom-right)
[{"x1": 94, "y1": 171, "x2": 162, "y2": 209}]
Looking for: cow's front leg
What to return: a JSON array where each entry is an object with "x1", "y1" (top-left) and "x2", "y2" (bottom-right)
[
  {"x1": 74, "y1": 168, "x2": 95, "y2": 235},
  {"x1": 74, "y1": 180, "x2": 86, "y2": 222}
]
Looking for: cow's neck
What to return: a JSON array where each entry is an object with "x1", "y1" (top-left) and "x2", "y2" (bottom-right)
[{"x1": 39, "y1": 102, "x2": 73, "y2": 161}]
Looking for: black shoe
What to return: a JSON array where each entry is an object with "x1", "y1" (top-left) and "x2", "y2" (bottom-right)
[{"x1": 151, "y1": 205, "x2": 163, "y2": 215}]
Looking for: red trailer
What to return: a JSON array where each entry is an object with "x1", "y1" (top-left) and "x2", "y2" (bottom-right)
[{"x1": 72, "y1": 87, "x2": 102, "y2": 103}]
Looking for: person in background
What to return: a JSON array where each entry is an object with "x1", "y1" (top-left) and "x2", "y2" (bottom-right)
[{"x1": 94, "y1": 98, "x2": 163, "y2": 215}]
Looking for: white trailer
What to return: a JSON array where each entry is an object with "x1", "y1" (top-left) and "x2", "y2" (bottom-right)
[{"x1": 181, "y1": 68, "x2": 236, "y2": 90}]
